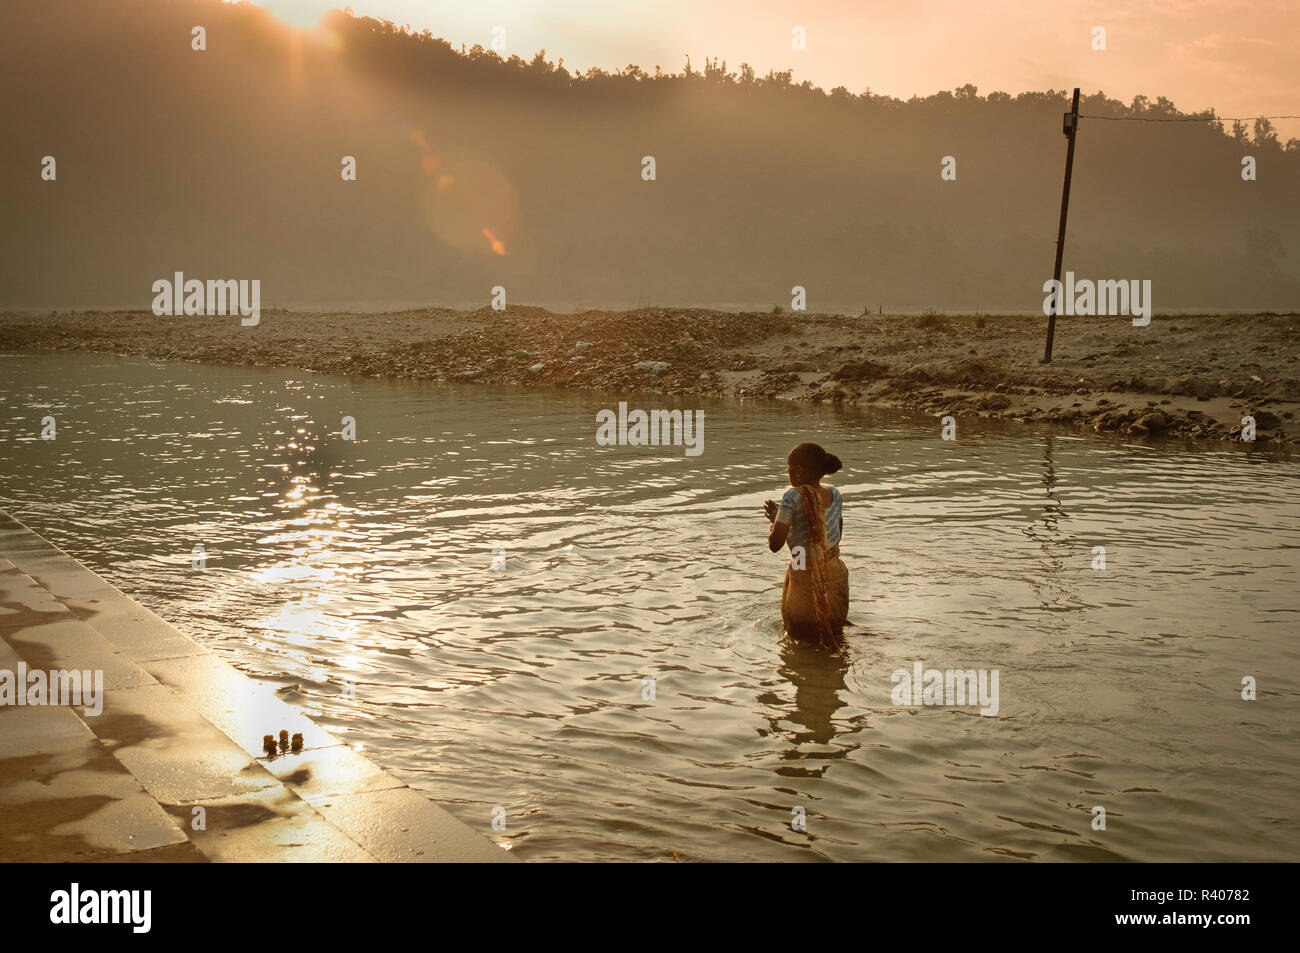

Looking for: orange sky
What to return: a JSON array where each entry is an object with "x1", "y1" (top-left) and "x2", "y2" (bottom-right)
[{"x1": 258, "y1": 0, "x2": 1299, "y2": 139}]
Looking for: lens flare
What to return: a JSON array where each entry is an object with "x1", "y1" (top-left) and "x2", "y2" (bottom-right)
[
  {"x1": 405, "y1": 127, "x2": 517, "y2": 258},
  {"x1": 482, "y1": 228, "x2": 506, "y2": 256}
]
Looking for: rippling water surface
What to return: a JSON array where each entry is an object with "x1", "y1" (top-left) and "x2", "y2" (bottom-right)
[{"x1": 1, "y1": 351, "x2": 1297, "y2": 861}]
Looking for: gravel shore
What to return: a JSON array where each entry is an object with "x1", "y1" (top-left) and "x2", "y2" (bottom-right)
[{"x1": 2, "y1": 308, "x2": 1296, "y2": 445}]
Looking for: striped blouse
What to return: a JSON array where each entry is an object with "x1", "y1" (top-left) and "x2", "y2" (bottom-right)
[{"x1": 775, "y1": 485, "x2": 842, "y2": 549}]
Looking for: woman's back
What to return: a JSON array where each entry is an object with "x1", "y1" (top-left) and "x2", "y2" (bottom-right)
[
  {"x1": 776, "y1": 485, "x2": 842, "y2": 549},
  {"x1": 765, "y1": 442, "x2": 849, "y2": 647}
]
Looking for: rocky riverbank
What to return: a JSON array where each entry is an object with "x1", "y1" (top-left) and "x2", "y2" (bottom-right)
[{"x1": 1, "y1": 307, "x2": 1296, "y2": 444}]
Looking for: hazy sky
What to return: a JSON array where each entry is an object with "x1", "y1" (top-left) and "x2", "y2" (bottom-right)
[{"x1": 256, "y1": 0, "x2": 1300, "y2": 139}]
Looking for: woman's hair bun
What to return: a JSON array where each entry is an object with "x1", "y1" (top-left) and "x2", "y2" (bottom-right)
[{"x1": 789, "y1": 442, "x2": 843, "y2": 478}]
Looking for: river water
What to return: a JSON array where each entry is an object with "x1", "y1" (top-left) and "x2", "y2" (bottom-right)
[{"x1": 1, "y1": 350, "x2": 1296, "y2": 861}]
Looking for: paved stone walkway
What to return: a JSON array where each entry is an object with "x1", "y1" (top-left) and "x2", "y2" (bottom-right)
[{"x1": 0, "y1": 509, "x2": 514, "y2": 863}]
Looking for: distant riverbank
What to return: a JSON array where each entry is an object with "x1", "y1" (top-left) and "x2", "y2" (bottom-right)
[{"x1": 1, "y1": 308, "x2": 1295, "y2": 444}]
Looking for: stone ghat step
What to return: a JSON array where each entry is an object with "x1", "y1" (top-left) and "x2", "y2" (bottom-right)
[{"x1": 0, "y1": 509, "x2": 516, "y2": 863}]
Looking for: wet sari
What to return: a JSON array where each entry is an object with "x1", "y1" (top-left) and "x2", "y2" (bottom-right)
[{"x1": 781, "y1": 484, "x2": 849, "y2": 648}]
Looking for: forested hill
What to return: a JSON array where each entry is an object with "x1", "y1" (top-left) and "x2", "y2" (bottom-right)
[{"x1": 3, "y1": 0, "x2": 1297, "y2": 312}]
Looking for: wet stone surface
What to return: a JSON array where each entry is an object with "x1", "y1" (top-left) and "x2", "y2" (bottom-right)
[{"x1": 0, "y1": 511, "x2": 516, "y2": 863}]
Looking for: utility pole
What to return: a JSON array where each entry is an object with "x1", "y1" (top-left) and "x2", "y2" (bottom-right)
[{"x1": 1043, "y1": 87, "x2": 1080, "y2": 364}]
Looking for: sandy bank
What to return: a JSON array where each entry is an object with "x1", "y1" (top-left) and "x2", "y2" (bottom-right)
[{"x1": 1, "y1": 308, "x2": 1296, "y2": 445}]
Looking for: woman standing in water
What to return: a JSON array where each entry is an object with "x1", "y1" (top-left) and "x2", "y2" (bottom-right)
[{"x1": 763, "y1": 443, "x2": 849, "y2": 648}]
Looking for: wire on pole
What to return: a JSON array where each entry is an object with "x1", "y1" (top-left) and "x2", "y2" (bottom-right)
[{"x1": 1078, "y1": 114, "x2": 1300, "y2": 123}]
